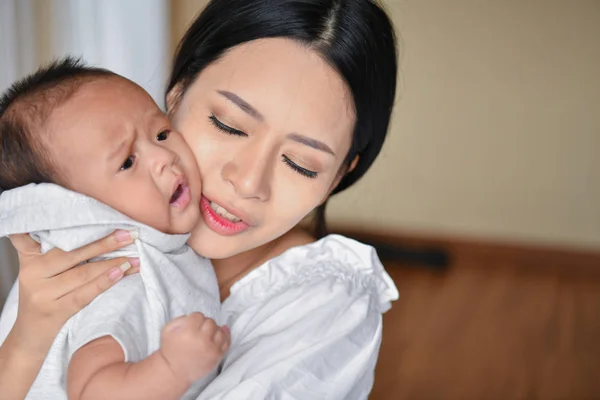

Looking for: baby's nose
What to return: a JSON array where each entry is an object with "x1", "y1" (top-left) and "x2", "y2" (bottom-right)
[{"x1": 151, "y1": 146, "x2": 179, "y2": 175}]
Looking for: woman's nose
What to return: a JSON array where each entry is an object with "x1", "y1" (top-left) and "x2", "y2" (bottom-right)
[{"x1": 222, "y1": 151, "x2": 271, "y2": 201}]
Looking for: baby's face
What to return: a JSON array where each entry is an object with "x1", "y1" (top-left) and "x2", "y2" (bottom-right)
[{"x1": 45, "y1": 77, "x2": 202, "y2": 234}]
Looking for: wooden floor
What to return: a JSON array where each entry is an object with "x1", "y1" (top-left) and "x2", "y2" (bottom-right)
[{"x1": 363, "y1": 233, "x2": 600, "y2": 400}]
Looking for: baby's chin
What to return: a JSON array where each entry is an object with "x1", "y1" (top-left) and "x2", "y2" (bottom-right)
[{"x1": 165, "y1": 207, "x2": 201, "y2": 235}]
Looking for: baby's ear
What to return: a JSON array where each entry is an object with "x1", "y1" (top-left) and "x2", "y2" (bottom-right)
[{"x1": 166, "y1": 83, "x2": 184, "y2": 116}]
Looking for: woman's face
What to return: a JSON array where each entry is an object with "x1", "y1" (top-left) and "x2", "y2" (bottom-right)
[{"x1": 170, "y1": 38, "x2": 356, "y2": 259}]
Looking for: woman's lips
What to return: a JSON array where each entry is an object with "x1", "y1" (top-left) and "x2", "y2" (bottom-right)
[{"x1": 200, "y1": 196, "x2": 250, "y2": 236}]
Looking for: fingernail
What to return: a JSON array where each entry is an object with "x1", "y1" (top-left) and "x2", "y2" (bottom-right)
[
  {"x1": 129, "y1": 258, "x2": 141, "y2": 267},
  {"x1": 119, "y1": 261, "x2": 131, "y2": 273},
  {"x1": 108, "y1": 267, "x2": 123, "y2": 281},
  {"x1": 115, "y1": 229, "x2": 138, "y2": 243}
]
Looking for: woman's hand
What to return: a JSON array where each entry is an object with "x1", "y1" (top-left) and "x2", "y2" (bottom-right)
[
  {"x1": 9, "y1": 229, "x2": 140, "y2": 353},
  {"x1": 0, "y1": 230, "x2": 140, "y2": 400}
]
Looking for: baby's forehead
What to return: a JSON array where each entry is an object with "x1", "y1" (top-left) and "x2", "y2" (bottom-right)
[
  {"x1": 48, "y1": 77, "x2": 163, "y2": 132},
  {"x1": 45, "y1": 77, "x2": 165, "y2": 160},
  {"x1": 68, "y1": 76, "x2": 153, "y2": 109}
]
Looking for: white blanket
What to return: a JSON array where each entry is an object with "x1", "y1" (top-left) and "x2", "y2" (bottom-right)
[{"x1": 0, "y1": 183, "x2": 220, "y2": 399}]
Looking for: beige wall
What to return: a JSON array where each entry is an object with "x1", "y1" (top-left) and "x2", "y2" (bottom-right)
[
  {"x1": 171, "y1": 0, "x2": 209, "y2": 52},
  {"x1": 171, "y1": 0, "x2": 600, "y2": 250},
  {"x1": 329, "y1": 0, "x2": 600, "y2": 250}
]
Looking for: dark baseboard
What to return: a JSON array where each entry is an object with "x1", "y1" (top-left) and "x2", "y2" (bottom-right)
[{"x1": 330, "y1": 225, "x2": 600, "y2": 273}]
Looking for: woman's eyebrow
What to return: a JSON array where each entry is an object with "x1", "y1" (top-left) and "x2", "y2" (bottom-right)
[
  {"x1": 217, "y1": 90, "x2": 334, "y2": 156},
  {"x1": 217, "y1": 90, "x2": 264, "y2": 121},
  {"x1": 287, "y1": 133, "x2": 335, "y2": 156}
]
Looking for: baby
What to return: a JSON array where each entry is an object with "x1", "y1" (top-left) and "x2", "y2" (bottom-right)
[{"x1": 0, "y1": 58, "x2": 226, "y2": 399}]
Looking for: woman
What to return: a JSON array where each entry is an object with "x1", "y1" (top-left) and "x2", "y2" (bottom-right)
[{"x1": 0, "y1": 0, "x2": 399, "y2": 398}]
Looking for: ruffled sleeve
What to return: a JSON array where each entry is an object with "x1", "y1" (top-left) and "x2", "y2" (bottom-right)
[{"x1": 199, "y1": 235, "x2": 399, "y2": 400}]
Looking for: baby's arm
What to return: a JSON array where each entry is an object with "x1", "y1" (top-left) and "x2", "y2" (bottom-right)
[{"x1": 67, "y1": 313, "x2": 229, "y2": 400}]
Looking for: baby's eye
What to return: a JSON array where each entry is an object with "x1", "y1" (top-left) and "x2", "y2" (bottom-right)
[
  {"x1": 120, "y1": 155, "x2": 136, "y2": 171},
  {"x1": 156, "y1": 130, "x2": 170, "y2": 141}
]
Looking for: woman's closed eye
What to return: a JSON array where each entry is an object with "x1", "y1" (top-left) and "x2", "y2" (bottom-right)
[
  {"x1": 209, "y1": 114, "x2": 318, "y2": 179},
  {"x1": 209, "y1": 114, "x2": 248, "y2": 137},
  {"x1": 120, "y1": 155, "x2": 136, "y2": 171},
  {"x1": 282, "y1": 155, "x2": 318, "y2": 179}
]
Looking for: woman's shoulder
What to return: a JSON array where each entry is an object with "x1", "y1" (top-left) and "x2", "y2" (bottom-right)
[{"x1": 225, "y1": 233, "x2": 399, "y2": 313}]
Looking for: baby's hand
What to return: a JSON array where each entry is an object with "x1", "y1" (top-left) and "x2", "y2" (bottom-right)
[{"x1": 159, "y1": 313, "x2": 230, "y2": 385}]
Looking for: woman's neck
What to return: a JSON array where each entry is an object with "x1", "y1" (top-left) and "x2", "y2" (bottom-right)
[{"x1": 212, "y1": 227, "x2": 316, "y2": 301}]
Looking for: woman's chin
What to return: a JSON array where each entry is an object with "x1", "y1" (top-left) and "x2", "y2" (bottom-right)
[
  {"x1": 186, "y1": 222, "x2": 296, "y2": 261},
  {"x1": 186, "y1": 226, "x2": 243, "y2": 260}
]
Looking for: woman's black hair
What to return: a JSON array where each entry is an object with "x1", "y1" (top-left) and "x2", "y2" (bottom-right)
[{"x1": 168, "y1": 0, "x2": 397, "y2": 237}]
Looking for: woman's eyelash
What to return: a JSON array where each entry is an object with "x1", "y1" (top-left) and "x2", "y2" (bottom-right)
[
  {"x1": 209, "y1": 115, "x2": 247, "y2": 136},
  {"x1": 208, "y1": 115, "x2": 317, "y2": 179},
  {"x1": 282, "y1": 155, "x2": 318, "y2": 179},
  {"x1": 120, "y1": 155, "x2": 136, "y2": 171}
]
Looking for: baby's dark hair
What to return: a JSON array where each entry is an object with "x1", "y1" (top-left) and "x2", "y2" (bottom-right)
[{"x1": 0, "y1": 57, "x2": 115, "y2": 191}]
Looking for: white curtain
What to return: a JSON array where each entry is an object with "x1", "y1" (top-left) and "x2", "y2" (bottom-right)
[
  {"x1": 47, "y1": 0, "x2": 170, "y2": 106},
  {"x1": 0, "y1": 0, "x2": 170, "y2": 306},
  {"x1": 0, "y1": 0, "x2": 36, "y2": 307}
]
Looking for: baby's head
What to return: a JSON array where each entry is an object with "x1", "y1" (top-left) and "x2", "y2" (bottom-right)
[{"x1": 0, "y1": 58, "x2": 201, "y2": 234}]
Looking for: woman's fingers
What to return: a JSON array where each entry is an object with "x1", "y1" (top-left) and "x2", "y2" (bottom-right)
[
  {"x1": 51, "y1": 257, "x2": 140, "y2": 298},
  {"x1": 125, "y1": 264, "x2": 140, "y2": 276},
  {"x1": 67, "y1": 229, "x2": 138, "y2": 266},
  {"x1": 8, "y1": 234, "x2": 41, "y2": 257},
  {"x1": 49, "y1": 230, "x2": 138, "y2": 276},
  {"x1": 11, "y1": 230, "x2": 138, "y2": 278},
  {"x1": 57, "y1": 259, "x2": 138, "y2": 314},
  {"x1": 12, "y1": 230, "x2": 141, "y2": 326}
]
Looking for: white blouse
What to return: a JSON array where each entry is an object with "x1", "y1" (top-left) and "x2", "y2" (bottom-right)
[
  {"x1": 0, "y1": 234, "x2": 398, "y2": 399},
  {"x1": 199, "y1": 234, "x2": 399, "y2": 399}
]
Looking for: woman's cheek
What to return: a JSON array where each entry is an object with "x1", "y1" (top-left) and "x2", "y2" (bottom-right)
[
  {"x1": 280, "y1": 177, "x2": 326, "y2": 218},
  {"x1": 197, "y1": 139, "x2": 230, "y2": 175},
  {"x1": 181, "y1": 128, "x2": 216, "y2": 168}
]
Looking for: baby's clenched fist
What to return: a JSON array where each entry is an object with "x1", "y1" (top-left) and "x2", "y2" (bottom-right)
[{"x1": 160, "y1": 312, "x2": 230, "y2": 385}]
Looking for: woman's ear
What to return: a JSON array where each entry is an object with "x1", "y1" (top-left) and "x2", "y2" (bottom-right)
[
  {"x1": 166, "y1": 83, "x2": 184, "y2": 115},
  {"x1": 348, "y1": 154, "x2": 360, "y2": 174}
]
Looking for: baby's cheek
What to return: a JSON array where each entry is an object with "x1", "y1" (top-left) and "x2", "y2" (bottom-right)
[{"x1": 118, "y1": 195, "x2": 169, "y2": 232}]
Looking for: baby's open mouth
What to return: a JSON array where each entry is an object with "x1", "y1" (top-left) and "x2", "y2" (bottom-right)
[
  {"x1": 169, "y1": 179, "x2": 191, "y2": 208},
  {"x1": 170, "y1": 184, "x2": 184, "y2": 203}
]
